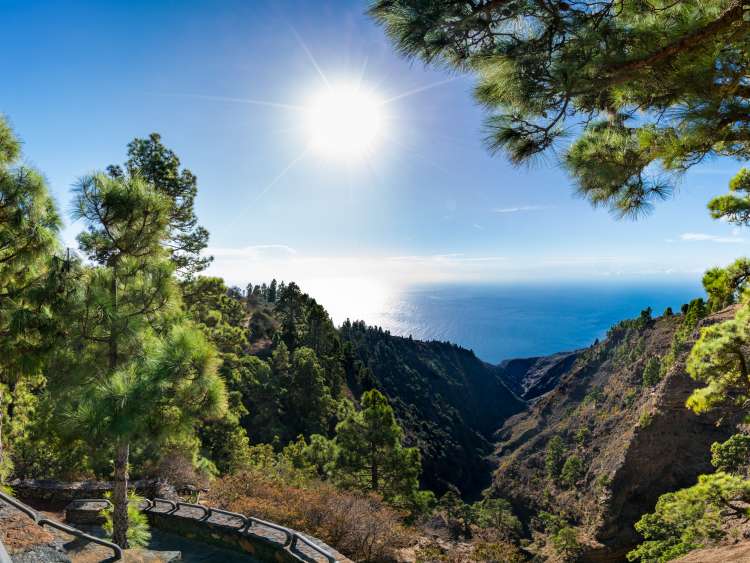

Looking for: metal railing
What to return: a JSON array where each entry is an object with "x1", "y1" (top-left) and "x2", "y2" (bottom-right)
[
  {"x1": 149, "y1": 497, "x2": 338, "y2": 562},
  {"x1": 0, "y1": 490, "x2": 123, "y2": 561}
]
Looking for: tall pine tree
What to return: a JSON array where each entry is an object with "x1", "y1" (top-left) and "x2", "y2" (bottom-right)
[{"x1": 59, "y1": 172, "x2": 226, "y2": 547}]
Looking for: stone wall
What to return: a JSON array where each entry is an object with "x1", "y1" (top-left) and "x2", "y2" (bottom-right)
[{"x1": 146, "y1": 510, "x2": 299, "y2": 563}]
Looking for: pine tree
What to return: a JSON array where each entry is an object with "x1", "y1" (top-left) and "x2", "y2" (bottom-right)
[
  {"x1": 107, "y1": 133, "x2": 211, "y2": 276},
  {"x1": 287, "y1": 347, "x2": 333, "y2": 437},
  {"x1": 0, "y1": 117, "x2": 61, "y2": 489},
  {"x1": 371, "y1": 1, "x2": 750, "y2": 216},
  {"x1": 334, "y1": 389, "x2": 421, "y2": 503},
  {"x1": 59, "y1": 172, "x2": 226, "y2": 547}
]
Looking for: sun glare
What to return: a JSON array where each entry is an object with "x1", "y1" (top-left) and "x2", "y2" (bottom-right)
[{"x1": 306, "y1": 83, "x2": 384, "y2": 160}]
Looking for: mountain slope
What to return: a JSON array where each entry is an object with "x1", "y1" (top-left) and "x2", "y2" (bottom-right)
[
  {"x1": 340, "y1": 321, "x2": 525, "y2": 496},
  {"x1": 497, "y1": 350, "x2": 581, "y2": 400},
  {"x1": 489, "y1": 306, "x2": 741, "y2": 561}
]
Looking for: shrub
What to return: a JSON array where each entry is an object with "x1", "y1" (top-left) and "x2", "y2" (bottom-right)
[
  {"x1": 471, "y1": 541, "x2": 526, "y2": 562},
  {"x1": 207, "y1": 470, "x2": 410, "y2": 561},
  {"x1": 575, "y1": 427, "x2": 590, "y2": 447},
  {"x1": 642, "y1": 357, "x2": 662, "y2": 387},
  {"x1": 560, "y1": 456, "x2": 584, "y2": 489},
  {"x1": 711, "y1": 434, "x2": 750, "y2": 475},
  {"x1": 639, "y1": 411, "x2": 653, "y2": 428},
  {"x1": 551, "y1": 526, "x2": 582, "y2": 559},
  {"x1": 102, "y1": 492, "x2": 150, "y2": 548},
  {"x1": 471, "y1": 498, "x2": 522, "y2": 539},
  {"x1": 545, "y1": 436, "x2": 565, "y2": 480}
]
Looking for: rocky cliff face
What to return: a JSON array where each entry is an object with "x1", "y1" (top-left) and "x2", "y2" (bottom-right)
[
  {"x1": 497, "y1": 350, "x2": 581, "y2": 400},
  {"x1": 488, "y1": 308, "x2": 741, "y2": 561}
]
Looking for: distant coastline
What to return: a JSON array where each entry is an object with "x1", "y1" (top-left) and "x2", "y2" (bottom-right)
[{"x1": 323, "y1": 280, "x2": 703, "y2": 363}]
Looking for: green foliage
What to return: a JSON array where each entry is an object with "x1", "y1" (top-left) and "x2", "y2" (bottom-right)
[
  {"x1": 575, "y1": 427, "x2": 590, "y2": 447},
  {"x1": 538, "y1": 512, "x2": 581, "y2": 559},
  {"x1": 551, "y1": 526, "x2": 582, "y2": 560},
  {"x1": 639, "y1": 411, "x2": 654, "y2": 428},
  {"x1": 334, "y1": 389, "x2": 422, "y2": 505},
  {"x1": 560, "y1": 456, "x2": 584, "y2": 489},
  {"x1": 102, "y1": 492, "x2": 151, "y2": 548},
  {"x1": 545, "y1": 435, "x2": 565, "y2": 480},
  {"x1": 642, "y1": 357, "x2": 662, "y2": 387},
  {"x1": 661, "y1": 298, "x2": 707, "y2": 376},
  {"x1": 107, "y1": 133, "x2": 211, "y2": 276},
  {"x1": 471, "y1": 498, "x2": 522, "y2": 539},
  {"x1": 341, "y1": 318, "x2": 524, "y2": 494},
  {"x1": 708, "y1": 169, "x2": 750, "y2": 230},
  {"x1": 702, "y1": 256, "x2": 750, "y2": 312},
  {"x1": 0, "y1": 116, "x2": 61, "y2": 489},
  {"x1": 371, "y1": 1, "x2": 750, "y2": 216},
  {"x1": 686, "y1": 303, "x2": 750, "y2": 413},
  {"x1": 711, "y1": 434, "x2": 750, "y2": 475},
  {"x1": 627, "y1": 473, "x2": 750, "y2": 562},
  {"x1": 288, "y1": 347, "x2": 335, "y2": 437}
]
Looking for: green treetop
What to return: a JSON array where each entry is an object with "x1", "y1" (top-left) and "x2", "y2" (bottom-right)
[
  {"x1": 334, "y1": 389, "x2": 422, "y2": 504},
  {"x1": 107, "y1": 133, "x2": 211, "y2": 276},
  {"x1": 371, "y1": 1, "x2": 750, "y2": 216}
]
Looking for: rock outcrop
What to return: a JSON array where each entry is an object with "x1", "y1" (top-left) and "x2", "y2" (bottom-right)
[{"x1": 497, "y1": 350, "x2": 581, "y2": 400}]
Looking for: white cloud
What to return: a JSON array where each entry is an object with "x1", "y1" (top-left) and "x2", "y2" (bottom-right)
[
  {"x1": 208, "y1": 244, "x2": 298, "y2": 258},
  {"x1": 679, "y1": 233, "x2": 745, "y2": 244},
  {"x1": 492, "y1": 205, "x2": 549, "y2": 214}
]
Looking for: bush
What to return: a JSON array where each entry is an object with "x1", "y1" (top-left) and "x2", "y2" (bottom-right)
[
  {"x1": 472, "y1": 498, "x2": 522, "y2": 539},
  {"x1": 207, "y1": 470, "x2": 410, "y2": 561},
  {"x1": 627, "y1": 472, "x2": 750, "y2": 562},
  {"x1": 545, "y1": 436, "x2": 565, "y2": 480},
  {"x1": 642, "y1": 357, "x2": 662, "y2": 387},
  {"x1": 560, "y1": 456, "x2": 584, "y2": 489},
  {"x1": 102, "y1": 492, "x2": 150, "y2": 548},
  {"x1": 639, "y1": 411, "x2": 653, "y2": 428},
  {"x1": 711, "y1": 434, "x2": 750, "y2": 475}
]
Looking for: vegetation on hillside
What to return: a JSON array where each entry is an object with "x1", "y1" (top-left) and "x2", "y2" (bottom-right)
[{"x1": 0, "y1": 115, "x2": 529, "y2": 559}]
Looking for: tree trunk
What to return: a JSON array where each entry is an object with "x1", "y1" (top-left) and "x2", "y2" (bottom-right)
[
  {"x1": 112, "y1": 441, "x2": 130, "y2": 549},
  {"x1": 370, "y1": 442, "x2": 379, "y2": 492}
]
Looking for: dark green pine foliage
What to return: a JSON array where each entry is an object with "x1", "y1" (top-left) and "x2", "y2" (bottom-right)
[
  {"x1": 181, "y1": 277, "x2": 253, "y2": 473},
  {"x1": 107, "y1": 133, "x2": 211, "y2": 276},
  {"x1": 0, "y1": 117, "x2": 61, "y2": 489},
  {"x1": 370, "y1": 1, "x2": 750, "y2": 217},
  {"x1": 334, "y1": 389, "x2": 422, "y2": 504}
]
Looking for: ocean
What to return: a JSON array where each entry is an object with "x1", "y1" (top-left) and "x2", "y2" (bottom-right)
[{"x1": 312, "y1": 280, "x2": 704, "y2": 364}]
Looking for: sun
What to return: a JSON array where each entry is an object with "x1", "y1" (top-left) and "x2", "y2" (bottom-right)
[{"x1": 306, "y1": 83, "x2": 384, "y2": 160}]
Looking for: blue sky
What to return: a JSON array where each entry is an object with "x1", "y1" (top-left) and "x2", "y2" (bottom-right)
[{"x1": 2, "y1": 0, "x2": 748, "y2": 293}]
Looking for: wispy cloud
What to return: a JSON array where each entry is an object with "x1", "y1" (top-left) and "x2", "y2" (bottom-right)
[
  {"x1": 209, "y1": 244, "x2": 298, "y2": 258},
  {"x1": 679, "y1": 233, "x2": 745, "y2": 244},
  {"x1": 492, "y1": 205, "x2": 549, "y2": 214}
]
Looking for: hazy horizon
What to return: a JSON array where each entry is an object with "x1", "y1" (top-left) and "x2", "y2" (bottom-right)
[{"x1": 3, "y1": 0, "x2": 749, "y2": 291}]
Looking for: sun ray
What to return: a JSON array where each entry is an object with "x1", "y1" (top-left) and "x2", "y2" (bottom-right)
[
  {"x1": 380, "y1": 77, "x2": 459, "y2": 106},
  {"x1": 156, "y1": 92, "x2": 303, "y2": 111},
  {"x1": 289, "y1": 26, "x2": 331, "y2": 90},
  {"x1": 219, "y1": 147, "x2": 311, "y2": 234}
]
